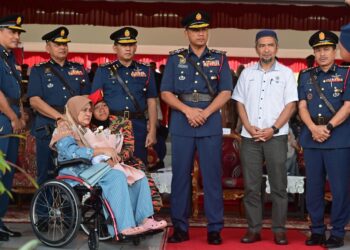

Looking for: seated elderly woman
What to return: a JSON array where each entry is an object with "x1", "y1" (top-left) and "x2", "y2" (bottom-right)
[
  {"x1": 89, "y1": 89, "x2": 163, "y2": 212},
  {"x1": 49, "y1": 95, "x2": 166, "y2": 237}
]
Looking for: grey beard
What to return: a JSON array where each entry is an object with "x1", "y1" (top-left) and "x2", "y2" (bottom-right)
[{"x1": 261, "y1": 58, "x2": 273, "y2": 64}]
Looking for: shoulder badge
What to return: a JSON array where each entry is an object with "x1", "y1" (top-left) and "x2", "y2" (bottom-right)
[
  {"x1": 209, "y1": 49, "x2": 226, "y2": 54},
  {"x1": 169, "y1": 48, "x2": 187, "y2": 55}
]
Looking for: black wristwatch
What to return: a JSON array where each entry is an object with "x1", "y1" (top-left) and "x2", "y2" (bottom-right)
[
  {"x1": 326, "y1": 122, "x2": 334, "y2": 132},
  {"x1": 271, "y1": 125, "x2": 279, "y2": 134}
]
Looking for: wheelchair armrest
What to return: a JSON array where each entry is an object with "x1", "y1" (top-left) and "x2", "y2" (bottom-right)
[{"x1": 57, "y1": 158, "x2": 92, "y2": 168}]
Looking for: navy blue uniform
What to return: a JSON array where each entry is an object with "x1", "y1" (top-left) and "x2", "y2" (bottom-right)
[
  {"x1": 298, "y1": 64, "x2": 350, "y2": 238},
  {"x1": 27, "y1": 59, "x2": 90, "y2": 184},
  {"x1": 160, "y1": 47, "x2": 233, "y2": 232},
  {"x1": 0, "y1": 47, "x2": 22, "y2": 227},
  {"x1": 91, "y1": 60, "x2": 157, "y2": 163}
]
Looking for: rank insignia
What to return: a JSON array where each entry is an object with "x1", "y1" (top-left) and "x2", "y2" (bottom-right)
[
  {"x1": 307, "y1": 93, "x2": 313, "y2": 100},
  {"x1": 125, "y1": 29, "x2": 130, "y2": 37},
  {"x1": 60, "y1": 29, "x2": 65, "y2": 37}
]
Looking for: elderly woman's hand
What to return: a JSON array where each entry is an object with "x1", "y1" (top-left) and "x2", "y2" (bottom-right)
[{"x1": 93, "y1": 147, "x2": 119, "y2": 163}]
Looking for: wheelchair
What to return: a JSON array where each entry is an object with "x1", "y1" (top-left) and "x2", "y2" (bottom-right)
[{"x1": 29, "y1": 158, "x2": 141, "y2": 250}]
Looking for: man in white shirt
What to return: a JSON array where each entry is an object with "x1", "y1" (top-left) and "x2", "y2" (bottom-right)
[{"x1": 232, "y1": 29, "x2": 298, "y2": 245}]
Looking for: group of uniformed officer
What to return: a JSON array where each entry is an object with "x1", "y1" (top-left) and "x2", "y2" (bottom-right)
[{"x1": 1, "y1": 9, "x2": 350, "y2": 248}]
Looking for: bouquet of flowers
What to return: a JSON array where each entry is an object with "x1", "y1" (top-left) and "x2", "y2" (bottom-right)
[{"x1": 83, "y1": 126, "x2": 145, "y2": 185}]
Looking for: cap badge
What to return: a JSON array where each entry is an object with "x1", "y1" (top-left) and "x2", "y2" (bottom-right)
[
  {"x1": 195, "y1": 13, "x2": 202, "y2": 21},
  {"x1": 124, "y1": 29, "x2": 130, "y2": 37},
  {"x1": 60, "y1": 29, "x2": 65, "y2": 37},
  {"x1": 16, "y1": 16, "x2": 21, "y2": 25},
  {"x1": 319, "y1": 32, "x2": 325, "y2": 40}
]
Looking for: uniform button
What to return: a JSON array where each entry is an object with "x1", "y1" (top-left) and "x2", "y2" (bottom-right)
[
  {"x1": 318, "y1": 113, "x2": 322, "y2": 117},
  {"x1": 112, "y1": 81, "x2": 115, "y2": 84},
  {"x1": 259, "y1": 117, "x2": 261, "y2": 119},
  {"x1": 194, "y1": 80, "x2": 198, "y2": 83},
  {"x1": 63, "y1": 87, "x2": 66, "y2": 90},
  {"x1": 321, "y1": 88, "x2": 325, "y2": 91},
  {"x1": 319, "y1": 104, "x2": 322, "y2": 108},
  {"x1": 261, "y1": 98, "x2": 263, "y2": 100},
  {"x1": 126, "y1": 96, "x2": 129, "y2": 99},
  {"x1": 126, "y1": 106, "x2": 129, "y2": 110},
  {"x1": 197, "y1": 62, "x2": 200, "y2": 66},
  {"x1": 61, "y1": 69, "x2": 64, "y2": 71},
  {"x1": 262, "y1": 89, "x2": 264, "y2": 91},
  {"x1": 195, "y1": 72, "x2": 199, "y2": 75},
  {"x1": 125, "y1": 80, "x2": 128, "y2": 83},
  {"x1": 260, "y1": 107, "x2": 262, "y2": 109},
  {"x1": 194, "y1": 89, "x2": 197, "y2": 93},
  {"x1": 309, "y1": 89, "x2": 312, "y2": 91},
  {"x1": 210, "y1": 70, "x2": 213, "y2": 73},
  {"x1": 126, "y1": 72, "x2": 129, "y2": 75},
  {"x1": 75, "y1": 77, "x2": 78, "y2": 80},
  {"x1": 181, "y1": 71, "x2": 184, "y2": 74},
  {"x1": 64, "y1": 96, "x2": 67, "y2": 99},
  {"x1": 263, "y1": 80, "x2": 265, "y2": 82},
  {"x1": 323, "y1": 80, "x2": 326, "y2": 83}
]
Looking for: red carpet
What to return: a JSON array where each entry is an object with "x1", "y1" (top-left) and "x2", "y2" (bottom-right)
[{"x1": 162, "y1": 227, "x2": 324, "y2": 250}]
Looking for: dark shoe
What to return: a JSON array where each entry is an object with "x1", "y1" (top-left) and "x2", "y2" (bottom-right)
[
  {"x1": 207, "y1": 231, "x2": 222, "y2": 245},
  {"x1": 0, "y1": 226, "x2": 21, "y2": 237},
  {"x1": 324, "y1": 235, "x2": 344, "y2": 248},
  {"x1": 240, "y1": 231, "x2": 261, "y2": 243},
  {"x1": 305, "y1": 233, "x2": 326, "y2": 246},
  {"x1": 0, "y1": 231, "x2": 9, "y2": 241},
  {"x1": 167, "y1": 228, "x2": 189, "y2": 243},
  {"x1": 274, "y1": 232, "x2": 288, "y2": 245}
]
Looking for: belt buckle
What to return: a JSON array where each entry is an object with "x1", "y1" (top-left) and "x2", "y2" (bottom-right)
[
  {"x1": 123, "y1": 110, "x2": 130, "y2": 119},
  {"x1": 317, "y1": 116, "x2": 325, "y2": 125},
  {"x1": 192, "y1": 92, "x2": 199, "y2": 102}
]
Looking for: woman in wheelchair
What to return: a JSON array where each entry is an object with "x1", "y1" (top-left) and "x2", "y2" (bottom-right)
[
  {"x1": 49, "y1": 95, "x2": 167, "y2": 237},
  {"x1": 89, "y1": 89, "x2": 163, "y2": 212}
]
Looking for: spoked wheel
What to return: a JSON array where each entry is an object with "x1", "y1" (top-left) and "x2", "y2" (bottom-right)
[
  {"x1": 30, "y1": 180, "x2": 81, "y2": 247},
  {"x1": 79, "y1": 190, "x2": 112, "y2": 241}
]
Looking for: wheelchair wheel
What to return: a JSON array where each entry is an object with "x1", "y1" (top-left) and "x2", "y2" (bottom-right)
[
  {"x1": 30, "y1": 180, "x2": 81, "y2": 247},
  {"x1": 80, "y1": 191, "x2": 112, "y2": 241}
]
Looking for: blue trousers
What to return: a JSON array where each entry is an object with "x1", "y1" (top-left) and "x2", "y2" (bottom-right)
[
  {"x1": 131, "y1": 119, "x2": 147, "y2": 165},
  {"x1": 304, "y1": 148, "x2": 350, "y2": 238},
  {"x1": 0, "y1": 135, "x2": 19, "y2": 227},
  {"x1": 171, "y1": 134, "x2": 224, "y2": 232},
  {"x1": 35, "y1": 137, "x2": 55, "y2": 185}
]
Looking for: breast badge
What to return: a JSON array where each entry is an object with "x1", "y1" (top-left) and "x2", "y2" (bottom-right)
[
  {"x1": 131, "y1": 68, "x2": 147, "y2": 78},
  {"x1": 203, "y1": 60, "x2": 220, "y2": 67},
  {"x1": 47, "y1": 83, "x2": 54, "y2": 88},
  {"x1": 179, "y1": 75, "x2": 186, "y2": 81}
]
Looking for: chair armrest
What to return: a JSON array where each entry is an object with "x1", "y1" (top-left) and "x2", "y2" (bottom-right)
[{"x1": 57, "y1": 158, "x2": 92, "y2": 170}]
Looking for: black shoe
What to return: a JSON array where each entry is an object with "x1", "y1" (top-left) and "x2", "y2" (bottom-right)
[
  {"x1": 305, "y1": 233, "x2": 326, "y2": 246},
  {"x1": 167, "y1": 228, "x2": 189, "y2": 243},
  {"x1": 207, "y1": 231, "x2": 222, "y2": 245},
  {"x1": 0, "y1": 231, "x2": 9, "y2": 241},
  {"x1": 0, "y1": 225, "x2": 21, "y2": 237},
  {"x1": 324, "y1": 235, "x2": 344, "y2": 248}
]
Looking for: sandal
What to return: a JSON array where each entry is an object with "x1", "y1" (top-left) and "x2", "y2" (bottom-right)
[
  {"x1": 121, "y1": 226, "x2": 147, "y2": 236},
  {"x1": 141, "y1": 218, "x2": 167, "y2": 231}
]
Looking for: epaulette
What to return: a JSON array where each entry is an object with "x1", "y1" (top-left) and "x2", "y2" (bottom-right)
[
  {"x1": 34, "y1": 62, "x2": 48, "y2": 68},
  {"x1": 136, "y1": 61, "x2": 150, "y2": 67},
  {"x1": 299, "y1": 67, "x2": 315, "y2": 74},
  {"x1": 100, "y1": 61, "x2": 114, "y2": 67},
  {"x1": 210, "y1": 49, "x2": 226, "y2": 54},
  {"x1": 339, "y1": 64, "x2": 350, "y2": 68},
  {"x1": 169, "y1": 48, "x2": 187, "y2": 55}
]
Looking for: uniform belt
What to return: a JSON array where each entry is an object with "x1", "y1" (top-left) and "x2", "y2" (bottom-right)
[
  {"x1": 6, "y1": 97, "x2": 20, "y2": 107},
  {"x1": 178, "y1": 93, "x2": 213, "y2": 103},
  {"x1": 51, "y1": 105, "x2": 65, "y2": 113},
  {"x1": 110, "y1": 110, "x2": 145, "y2": 119},
  {"x1": 311, "y1": 116, "x2": 332, "y2": 125}
]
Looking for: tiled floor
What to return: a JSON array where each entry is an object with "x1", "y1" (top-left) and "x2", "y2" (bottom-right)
[{"x1": 0, "y1": 223, "x2": 165, "y2": 250}]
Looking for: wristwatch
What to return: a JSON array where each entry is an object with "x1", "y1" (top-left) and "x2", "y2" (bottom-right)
[
  {"x1": 271, "y1": 125, "x2": 279, "y2": 134},
  {"x1": 326, "y1": 122, "x2": 334, "y2": 132}
]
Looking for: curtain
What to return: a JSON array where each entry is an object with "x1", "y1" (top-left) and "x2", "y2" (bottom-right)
[{"x1": 1, "y1": 1, "x2": 349, "y2": 31}]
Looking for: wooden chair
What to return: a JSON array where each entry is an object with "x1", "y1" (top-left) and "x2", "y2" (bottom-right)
[{"x1": 192, "y1": 133, "x2": 244, "y2": 218}]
